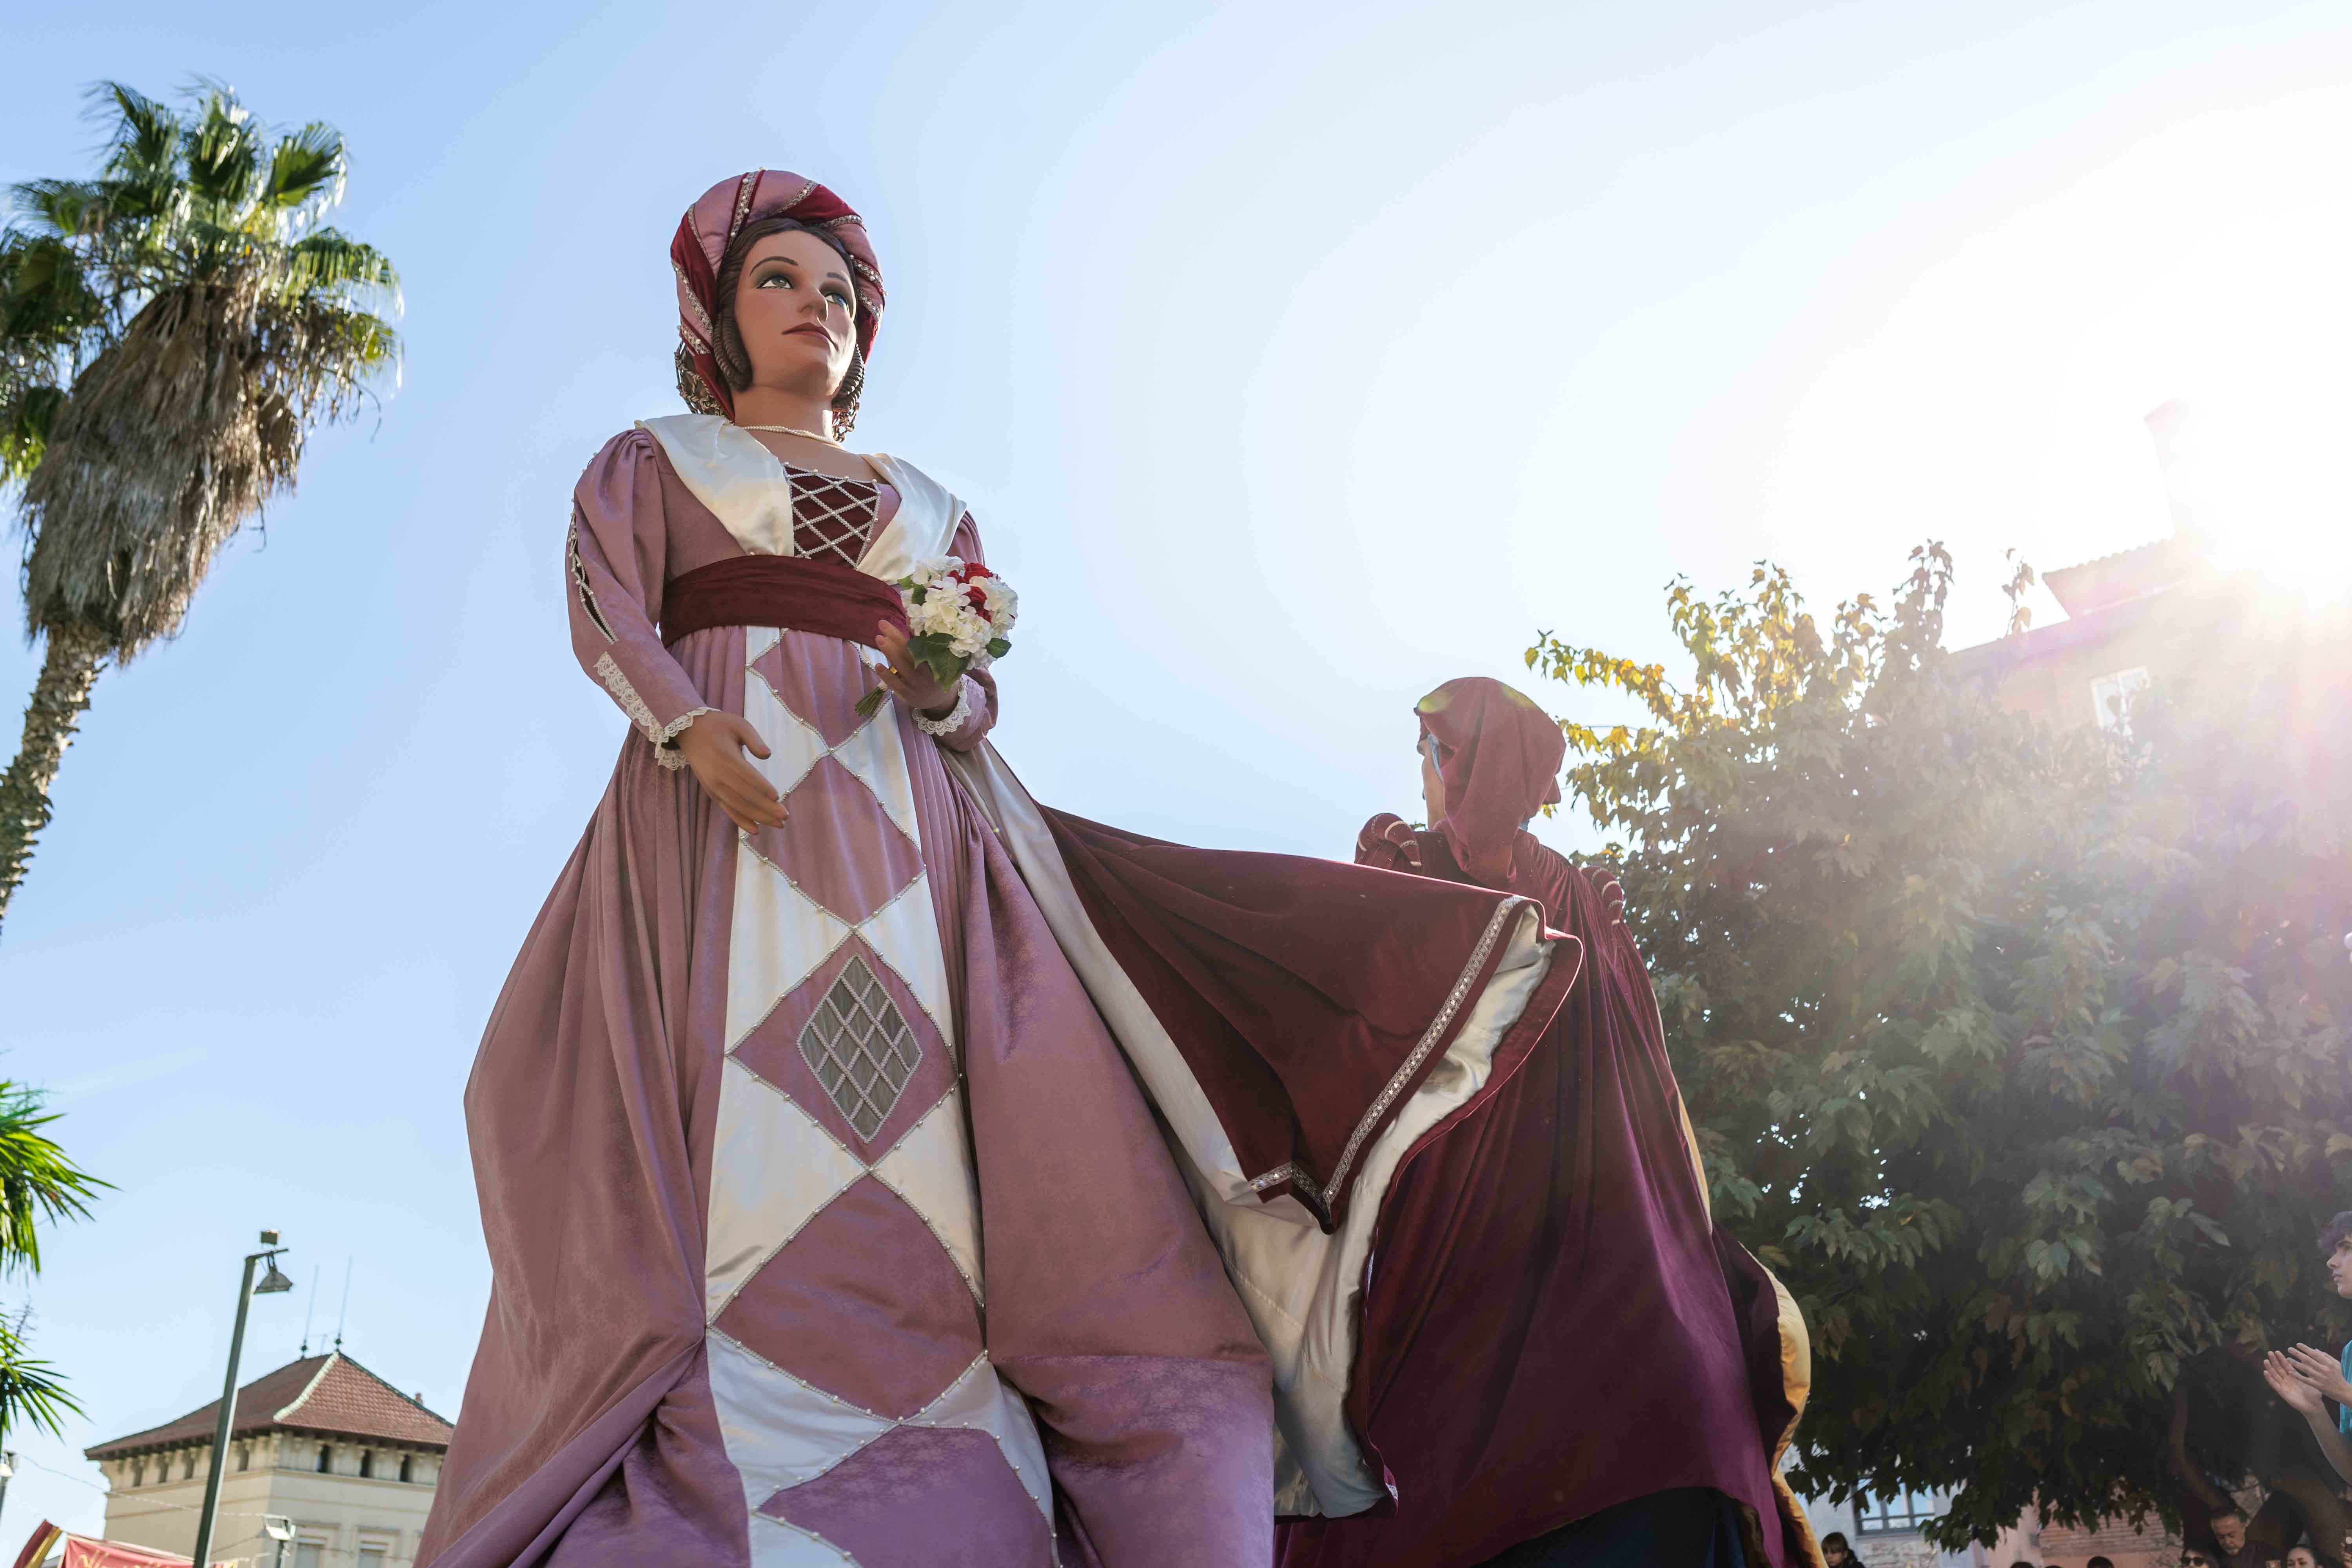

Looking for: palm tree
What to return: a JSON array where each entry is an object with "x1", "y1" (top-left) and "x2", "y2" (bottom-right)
[
  {"x1": 0, "y1": 82, "x2": 400, "y2": 924},
  {"x1": 0, "y1": 1080, "x2": 103, "y2": 1441}
]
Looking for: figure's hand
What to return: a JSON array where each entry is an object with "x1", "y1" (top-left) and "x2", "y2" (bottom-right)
[
  {"x1": 2268, "y1": 1350, "x2": 2328, "y2": 1416},
  {"x1": 675, "y1": 712, "x2": 787, "y2": 834},
  {"x1": 2287, "y1": 1344, "x2": 2352, "y2": 1405},
  {"x1": 873, "y1": 621, "x2": 959, "y2": 719}
]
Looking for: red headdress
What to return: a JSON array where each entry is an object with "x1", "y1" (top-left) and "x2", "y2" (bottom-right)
[
  {"x1": 669, "y1": 170, "x2": 886, "y2": 420},
  {"x1": 1415, "y1": 676, "x2": 1567, "y2": 888}
]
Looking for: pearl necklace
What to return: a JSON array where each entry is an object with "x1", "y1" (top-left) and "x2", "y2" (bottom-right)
[{"x1": 736, "y1": 423, "x2": 840, "y2": 446}]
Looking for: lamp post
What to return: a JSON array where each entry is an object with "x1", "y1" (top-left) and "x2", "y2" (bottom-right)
[
  {"x1": 190, "y1": 1231, "x2": 292, "y2": 1568},
  {"x1": 262, "y1": 1514, "x2": 294, "y2": 1568}
]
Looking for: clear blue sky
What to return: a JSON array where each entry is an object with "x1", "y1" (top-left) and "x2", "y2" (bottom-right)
[{"x1": 4, "y1": 0, "x2": 2350, "y2": 1544}]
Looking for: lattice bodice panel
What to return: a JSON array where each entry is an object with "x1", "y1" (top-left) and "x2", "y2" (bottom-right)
[{"x1": 784, "y1": 465, "x2": 883, "y2": 567}]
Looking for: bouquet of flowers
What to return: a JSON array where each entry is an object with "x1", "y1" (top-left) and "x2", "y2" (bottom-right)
[{"x1": 854, "y1": 556, "x2": 1018, "y2": 717}]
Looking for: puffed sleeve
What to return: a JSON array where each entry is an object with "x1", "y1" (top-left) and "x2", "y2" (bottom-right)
[
  {"x1": 915, "y1": 509, "x2": 1000, "y2": 752},
  {"x1": 566, "y1": 430, "x2": 713, "y2": 769}
]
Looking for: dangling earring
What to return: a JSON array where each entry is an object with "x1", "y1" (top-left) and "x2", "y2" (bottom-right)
[{"x1": 831, "y1": 346, "x2": 866, "y2": 439}]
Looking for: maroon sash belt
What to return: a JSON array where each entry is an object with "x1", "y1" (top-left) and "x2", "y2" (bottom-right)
[{"x1": 659, "y1": 554, "x2": 906, "y2": 648}]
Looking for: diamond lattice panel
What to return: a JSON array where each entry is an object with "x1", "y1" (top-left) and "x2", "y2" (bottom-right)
[
  {"x1": 731, "y1": 934, "x2": 953, "y2": 1163},
  {"x1": 799, "y1": 956, "x2": 921, "y2": 1140}
]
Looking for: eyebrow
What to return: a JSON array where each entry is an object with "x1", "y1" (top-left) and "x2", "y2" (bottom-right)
[{"x1": 752, "y1": 255, "x2": 851, "y2": 287}]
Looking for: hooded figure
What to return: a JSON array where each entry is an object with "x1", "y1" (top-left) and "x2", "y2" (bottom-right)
[{"x1": 1280, "y1": 677, "x2": 1819, "y2": 1568}]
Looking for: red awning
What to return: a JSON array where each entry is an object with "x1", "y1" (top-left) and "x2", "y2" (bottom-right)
[{"x1": 12, "y1": 1522, "x2": 231, "y2": 1568}]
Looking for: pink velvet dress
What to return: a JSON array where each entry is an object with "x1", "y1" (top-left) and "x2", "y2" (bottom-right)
[{"x1": 418, "y1": 427, "x2": 1274, "y2": 1568}]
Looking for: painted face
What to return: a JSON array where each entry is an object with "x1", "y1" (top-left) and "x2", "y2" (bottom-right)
[
  {"x1": 1418, "y1": 730, "x2": 1447, "y2": 822},
  {"x1": 731, "y1": 229, "x2": 858, "y2": 401},
  {"x1": 2213, "y1": 1515, "x2": 2248, "y2": 1551}
]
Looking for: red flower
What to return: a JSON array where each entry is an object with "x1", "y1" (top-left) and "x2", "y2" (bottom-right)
[{"x1": 964, "y1": 585, "x2": 989, "y2": 610}]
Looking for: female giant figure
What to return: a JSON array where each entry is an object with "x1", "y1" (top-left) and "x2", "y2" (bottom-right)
[{"x1": 417, "y1": 170, "x2": 1807, "y2": 1568}]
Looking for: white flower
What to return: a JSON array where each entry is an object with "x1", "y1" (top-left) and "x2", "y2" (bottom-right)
[{"x1": 980, "y1": 578, "x2": 1018, "y2": 633}]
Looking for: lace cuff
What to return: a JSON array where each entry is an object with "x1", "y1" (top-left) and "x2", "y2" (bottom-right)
[
  {"x1": 912, "y1": 678, "x2": 976, "y2": 737},
  {"x1": 596, "y1": 653, "x2": 712, "y2": 772},
  {"x1": 653, "y1": 707, "x2": 715, "y2": 771}
]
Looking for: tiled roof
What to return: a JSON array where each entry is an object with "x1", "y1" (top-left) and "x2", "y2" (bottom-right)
[
  {"x1": 2040, "y1": 532, "x2": 2202, "y2": 619},
  {"x1": 84, "y1": 1353, "x2": 454, "y2": 1458}
]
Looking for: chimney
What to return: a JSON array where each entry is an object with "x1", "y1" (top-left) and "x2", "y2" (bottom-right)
[{"x1": 2144, "y1": 399, "x2": 2221, "y2": 540}]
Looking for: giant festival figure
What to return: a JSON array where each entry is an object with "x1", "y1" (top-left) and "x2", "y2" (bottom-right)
[{"x1": 414, "y1": 169, "x2": 1816, "y2": 1568}]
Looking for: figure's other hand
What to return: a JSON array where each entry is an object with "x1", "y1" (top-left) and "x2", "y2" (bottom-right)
[
  {"x1": 874, "y1": 621, "x2": 959, "y2": 719},
  {"x1": 1356, "y1": 813, "x2": 1423, "y2": 871},
  {"x1": 2268, "y1": 1350, "x2": 2328, "y2": 1416},
  {"x1": 675, "y1": 712, "x2": 787, "y2": 834},
  {"x1": 1587, "y1": 866, "x2": 1628, "y2": 928},
  {"x1": 2287, "y1": 1343, "x2": 2352, "y2": 1405}
]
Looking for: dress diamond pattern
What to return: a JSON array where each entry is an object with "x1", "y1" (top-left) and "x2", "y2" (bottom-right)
[
  {"x1": 706, "y1": 470, "x2": 1054, "y2": 1564},
  {"x1": 427, "y1": 419, "x2": 1279, "y2": 1568},
  {"x1": 799, "y1": 958, "x2": 924, "y2": 1142}
]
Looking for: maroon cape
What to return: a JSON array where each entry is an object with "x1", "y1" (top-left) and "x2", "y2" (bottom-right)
[{"x1": 1265, "y1": 676, "x2": 1815, "y2": 1568}]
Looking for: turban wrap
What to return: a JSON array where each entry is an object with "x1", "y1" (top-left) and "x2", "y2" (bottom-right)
[
  {"x1": 1415, "y1": 676, "x2": 1567, "y2": 889},
  {"x1": 669, "y1": 169, "x2": 885, "y2": 419}
]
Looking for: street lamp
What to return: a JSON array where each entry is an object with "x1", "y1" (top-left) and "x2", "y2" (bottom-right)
[
  {"x1": 190, "y1": 1231, "x2": 291, "y2": 1568},
  {"x1": 261, "y1": 1514, "x2": 294, "y2": 1568}
]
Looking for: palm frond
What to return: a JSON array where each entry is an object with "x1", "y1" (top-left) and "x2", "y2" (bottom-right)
[
  {"x1": 0, "y1": 231, "x2": 103, "y2": 344},
  {"x1": 88, "y1": 82, "x2": 179, "y2": 185},
  {"x1": 262, "y1": 123, "x2": 346, "y2": 216},
  {"x1": 8, "y1": 180, "x2": 103, "y2": 242},
  {"x1": 0, "y1": 1083, "x2": 104, "y2": 1274},
  {"x1": 0, "y1": 386, "x2": 67, "y2": 486},
  {"x1": 0, "y1": 1310, "x2": 83, "y2": 1440},
  {"x1": 284, "y1": 230, "x2": 399, "y2": 304},
  {"x1": 180, "y1": 90, "x2": 265, "y2": 226}
]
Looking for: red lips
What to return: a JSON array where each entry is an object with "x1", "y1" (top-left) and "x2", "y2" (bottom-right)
[{"x1": 786, "y1": 323, "x2": 832, "y2": 346}]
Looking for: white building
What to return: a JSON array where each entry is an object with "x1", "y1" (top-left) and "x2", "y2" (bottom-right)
[
  {"x1": 82, "y1": 1352, "x2": 452, "y2": 1568},
  {"x1": 1804, "y1": 1488, "x2": 1990, "y2": 1567}
]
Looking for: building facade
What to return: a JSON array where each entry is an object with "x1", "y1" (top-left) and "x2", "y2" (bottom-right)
[{"x1": 82, "y1": 1353, "x2": 451, "y2": 1568}]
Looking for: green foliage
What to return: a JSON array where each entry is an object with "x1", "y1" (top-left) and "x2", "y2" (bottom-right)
[
  {"x1": 0, "y1": 1081, "x2": 104, "y2": 1441},
  {"x1": 0, "y1": 80, "x2": 400, "y2": 490},
  {"x1": 1528, "y1": 548, "x2": 2352, "y2": 1546},
  {"x1": 0, "y1": 1310, "x2": 81, "y2": 1442}
]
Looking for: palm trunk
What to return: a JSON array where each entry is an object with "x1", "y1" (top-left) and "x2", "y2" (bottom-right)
[{"x1": 0, "y1": 624, "x2": 109, "y2": 927}]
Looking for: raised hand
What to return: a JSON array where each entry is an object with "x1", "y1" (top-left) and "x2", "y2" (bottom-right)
[
  {"x1": 2287, "y1": 1343, "x2": 2352, "y2": 1405},
  {"x1": 2268, "y1": 1350, "x2": 2328, "y2": 1416},
  {"x1": 674, "y1": 712, "x2": 788, "y2": 834}
]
